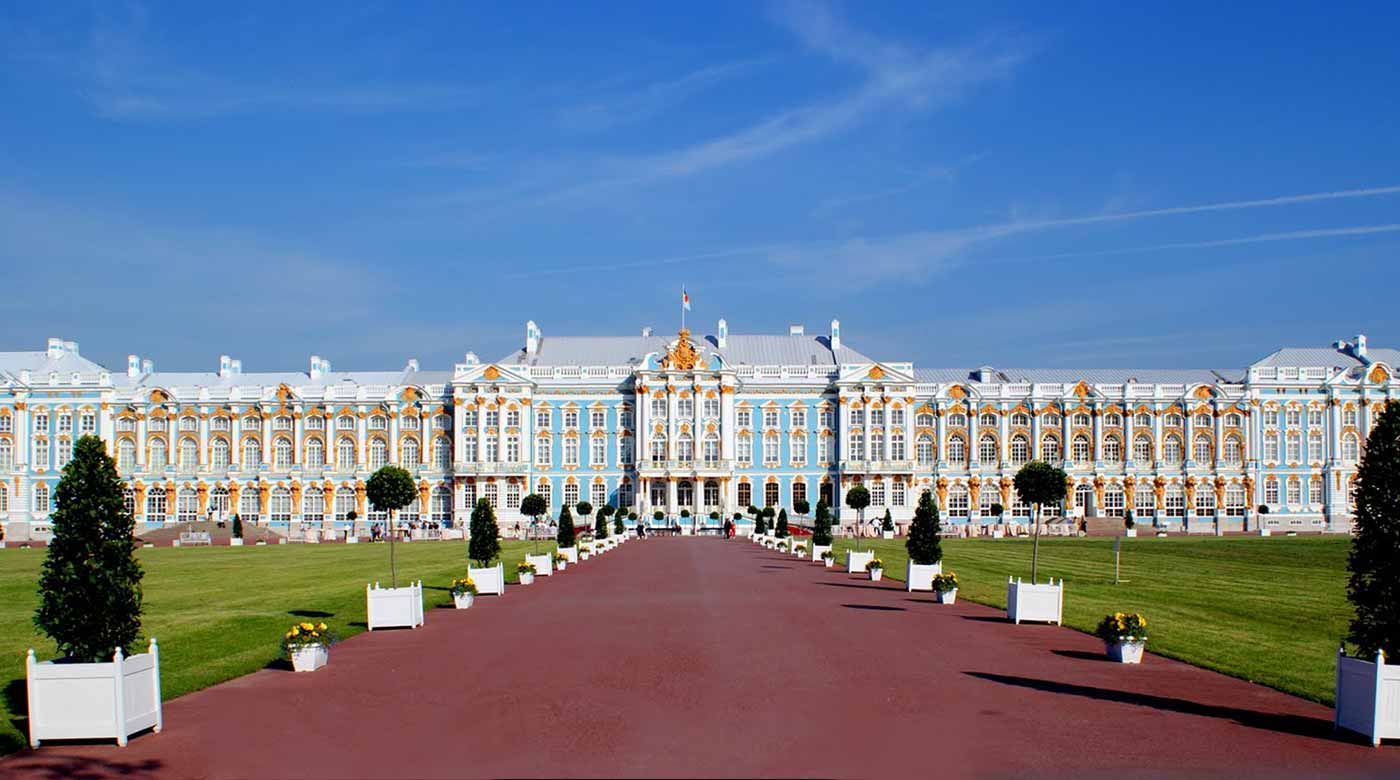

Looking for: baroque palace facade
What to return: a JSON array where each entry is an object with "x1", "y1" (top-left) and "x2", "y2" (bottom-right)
[{"x1": 1, "y1": 323, "x2": 1396, "y2": 541}]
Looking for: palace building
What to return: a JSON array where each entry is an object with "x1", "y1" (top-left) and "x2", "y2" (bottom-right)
[{"x1": 1, "y1": 323, "x2": 1395, "y2": 541}]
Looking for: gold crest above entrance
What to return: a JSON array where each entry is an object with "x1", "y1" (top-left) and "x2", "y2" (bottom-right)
[{"x1": 660, "y1": 329, "x2": 702, "y2": 371}]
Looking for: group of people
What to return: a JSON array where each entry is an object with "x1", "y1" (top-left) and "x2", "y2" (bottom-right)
[{"x1": 368, "y1": 520, "x2": 447, "y2": 542}]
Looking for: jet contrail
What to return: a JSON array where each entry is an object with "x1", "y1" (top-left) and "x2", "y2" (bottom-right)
[{"x1": 985, "y1": 224, "x2": 1400, "y2": 266}]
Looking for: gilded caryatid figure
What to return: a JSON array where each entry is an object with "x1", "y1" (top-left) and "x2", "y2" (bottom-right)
[{"x1": 660, "y1": 329, "x2": 702, "y2": 371}]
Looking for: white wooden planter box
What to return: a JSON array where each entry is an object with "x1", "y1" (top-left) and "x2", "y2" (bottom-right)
[
  {"x1": 453, "y1": 593, "x2": 475, "y2": 609},
  {"x1": 518, "y1": 571, "x2": 535, "y2": 585},
  {"x1": 559, "y1": 546, "x2": 578, "y2": 564},
  {"x1": 936, "y1": 587, "x2": 958, "y2": 604},
  {"x1": 906, "y1": 561, "x2": 943, "y2": 592},
  {"x1": 291, "y1": 644, "x2": 328, "y2": 672},
  {"x1": 579, "y1": 549, "x2": 591, "y2": 561},
  {"x1": 230, "y1": 538, "x2": 244, "y2": 547},
  {"x1": 26, "y1": 638, "x2": 162, "y2": 747},
  {"x1": 882, "y1": 530, "x2": 895, "y2": 540},
  {"x1": 525, "y1": 553, "x2": 554, "y2": 577},
  {"x1": 791, "y1": 545, "x2": 807, "y2": 558},
  {"x1": 1006, "y1": 577, "x2": 1063, "y2": 625},
  {"x1": 1336, "y1": 650, "x2": 1400, "y2": 745},
  {"x1": 847, "y1": 550, "x2": 876, "y2": 574},
  {"x1": 366, "y1": 581, "x2": 424, "y2": 630},
  {"x1": 469, "y1": 563, "x2": 506, "y2": 595},
  {"x1": 869, "y1": 568, "x2": 884, "y2": 582},
  {"x1": 1258, "y1": 528, "x2": 1272, "y2": 537},
  {"x1": 1107, "y1": 640, "x2": 1145, "y2": 664},
  {"x1": 1124, "y1": 529, "x2": 1137, "y2": 538},
  {"x1": 810, "y1": 544, "x2": 832, "y2": 562}
]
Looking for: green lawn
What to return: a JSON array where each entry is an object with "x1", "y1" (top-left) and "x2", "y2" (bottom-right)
[
  {"x1": 834, "y1": 535, "x2": 1353, "y2": 707},
  {"x1": 0, "y1": 538, "x2": 553, "y2": 756}
]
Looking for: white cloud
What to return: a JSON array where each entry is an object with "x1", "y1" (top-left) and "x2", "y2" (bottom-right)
[{"x1": 556, "y1": 58, "x2": 769, "y2": 132}]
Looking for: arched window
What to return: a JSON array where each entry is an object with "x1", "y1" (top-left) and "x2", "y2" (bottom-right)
[
  {"x1": 149, "y1": 439, "x2": 167, "y2": 471},
  {"x1": 1195, "y1": 488, "x2": 1215, "y2": 517},
  {"x1": 1074, "y1": 483, "x2": 1094, "y2": 512},
  {"x1": 303, "y1": 486, "x2": 324, "y2": 523},
  {"x1": 1011, "y1": 412, "x2": 1031, "y2": 427},
  {"x1": 400, "y1": 437, "x2": 419, "y2": 468},
  {"x1": 1104, "y1": 413, "x2": 1122, "y2": 427},
  {"x1": 1042, "y1": 412, "x2": 1062, "y2": 427},
  {"x1": 1040, "y1": 434, "x2": 1060, "y2": 463},
  {"x1": 916, "y1": 435, "x2": 935, "y2": 466},
  {"x1": 433, "y1": 437, "x2": 452, "y2": 469},
  {"x1": 0, "y1": 482, "x2": 7, "y2": 512},
  {"x1": 1223, "y1": 436, "x2": 1242, "y2": 464},
  {"x1": 651, "y1": 433, "x2": 667, "y2": 464},
  {"x1": 535, "y1": 481, "x2": 551, "y2": 509},
  {"x1": 764, "y1": 481, "x2": 779, "y2": 508},
  {"x1": 432, "y1": 485, "x2": 453, "y2": 523},
  {"x1": 1103, "y1": 484, "x2": 1125, "y2": 516},
  {"x1": 116, "y1": 439, "x2": 136, "y2": 471},
  {"x1": 1010, "y1": 434, "x2": 1030, "y2": 465},
  {"x1": 304, "y1": 438, "x2": 324, "y2": 468},
  {"x1": 947, "y1": 413, "x2": 967, "y2": 428},
  {"x1": 1073, "y1": 413, "x2": 1091, "y2": 428},
  {"x1": 1135, "y1": 487, "x2": 1155, "y2": 517},
  {"x1": 1193, "y1": 435, "x2": 1213, "y2": 463},
  {"x1": 1103, "y1": 436, "x2": 1122, "y2": 463},
  {"x1": 705, "y1": 480, "x2": 722, "y2": 507},
  {"x1": 1165, "y1": 413, "x2": 1183, "y2": 428},
  {"x1": 369, "y1": 415, "x2": 388, "y2": 431},
  {"x1": 947, "y1": 484, "x2": 969, "y2": 517},
  {"x1": 789, "y1": 480, "x2": 804, "y2": 508},
  {"x1": 33, "y1": 482, "x2": 51, "y2": 513},
  {"x1": 239, "y1": 487, "x2": 259, "y2": 521},
  {"x1": 1133, "y1": 434, "x2": 1153, "y2": 464},
  {"x1": 979, "y1": 413, "x2": 998, "y2": 428},
  {"x1": 916, "y1": 411, "x2": 935, "y2": 427},
  {"x1": 703, "y1": 434, "x2": 720, "y2": 465},
  {"x1": 145, "y1": 486, "x2": 166, "y2": 517},
  {"x1": 1342, "y1": 433, "x2": 1360, "y2": 462},
  {"x1": 369, "y1": 438, "x2": 388, "y2": 470},
  {"x1": 1309, "y1": 475, "x2": 1324, "y2": 505},
  {"x1": 736, "y1": 482, "x2": 752, "y2": 508},
  {"x1": 269, "y1": 487, "x2": 291, "y2": 523},
  {"x1": 334, "y1": 487, "x2": 356, "y2": 523},
  {"x1": 1162, "y1": 435, "x2": 1182, "y2": 465},
  {"x1": 677, "y1": 433, "x2": 694, "y2": 464},
  {"x1": 337, "y1": 437, "x2": 356, "y2": 469},
  {"x1": 209, "y1": 438, "x2": 229, "y2": 469},
  {"x1": 979, "y1": 434, "x2": 998, "y2": 464},
  {"x1": 1071, "y1": 435, "x2": 1091, "y2": 464},
  {"x1": 946, "y1": 435, "x2": 966, "y2": 465},
  {"x1": 274, "y1": 437, "x2": 293, "y2": 469},
  {"x1": 1135, "y1": 413, "x2": 1152, "y2": 428},
  {"x1": 242, "y1": 438, "x2": 261, "y2": 469},
  {"x1": 179, "y1": 438, "x2": 199, "y2": 471},
  {"x1": 677, "y1": 480, "x2": 694, "y2": 506}
]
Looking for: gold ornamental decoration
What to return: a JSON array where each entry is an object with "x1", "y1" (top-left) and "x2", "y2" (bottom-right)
[
  {"x1": 483, "y1": 366, "x2": 501, "y2": 380},
  {"x1": 1370, "y1": 364, "x2": 1390, "y2": 383},
  {"x1": 867, "y1": 365, "x2": 886, "y2": 380},
  {"x1": 660, "y1": 329, "x2": 702, "y2": 371}
]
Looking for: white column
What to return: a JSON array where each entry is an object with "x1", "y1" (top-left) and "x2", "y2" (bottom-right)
[
  {"x1": 720, "y1": 386, "x2": 735, "y2": 461},
  {"x1": 968, "y1": 408, "x2": 980, "y2": 466}
]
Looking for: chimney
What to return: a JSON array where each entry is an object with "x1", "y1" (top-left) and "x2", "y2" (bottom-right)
[
  {"x1": 46, "y1": 338, "x2": 63, "y2": 359},
  {"x1": 141, "y1": 359, "x2": 154, "y2": 375},
  {"x1": 641, "y1": 326, "x2": 653, "y2": 337},
  {"x1": 789, "y1": 324, "x2": 805, "y2": 336},
  {"x1": 464, "y1": 351, "x2": 479, "y2": 366},
  {"x1": 717, "y1": 318, "x2": 728, "y2": 349},
  {"x1": 526, "y1": 320, "x2": 540, "y2": 355},
  {"x1": 830, "y1": 319, "x2": 841, "y2": 352},
  {"x1": 64, "y1": 341, "x2": 79, "y2": 356},
  {"x1": 1354, "y1": 333, "x2": 1368, "y2": 360},
  {"x1": 219, "y1": 355, "x2": 232, "y2": 378},
  {"x1": 230, "y1": 359, "x2": 242, "y2": 375},
  {"x1": 127, "y1": 355, "x2": 141, "y2": 377},
  {"x1": 310, "y1": 355, "x2": 324, "y2": 380},
  {"x1": 406, "y1": 358, "x2": 420, "y2": 372}
]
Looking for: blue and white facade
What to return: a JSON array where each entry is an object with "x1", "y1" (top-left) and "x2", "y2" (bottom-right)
[{"x1": 2, "y1": 327, "x2": 1395, "y2": 541}]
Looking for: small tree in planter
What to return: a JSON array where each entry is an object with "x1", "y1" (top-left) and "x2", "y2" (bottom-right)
[
  {"x1": 596, "y1": 505, "x2": 613, "y2": 539},
  {"x1": 231, "y1": 513, "x2": 244, "y2": 541},
  {"x1": 365, "y1": 465, "x2": 417, "y2": 587},
  {"x1": 845, "y1": 485, "x2": 870, "y2": 547},
  {"x1": 576, "y1": 501, "x2": 593, "y2": 533},
  {"x1": 775, "y1": 509, "x2": 789, "y2": 539},
  {"x1": 1014, "y1": 460, "x2": 1068, "y2": 582},
  {"x1": 881, "y1": 508, "x2": 894, "y2": 536},
  {"x1": 558, "y1": 504, "x2": 576, "y2": 549},
  {"x1": 812, "y1": 500, "x2": 833, "y2": 546},
  {"x1": 990, "y1": 503, "x2": 1004, "y2": 522},
  {"x1": 652, "y1": 509, "x2": 664, "y2": 528},
  {"x1": 793, "y1": 498, "x2": 810, "y2": 527},
  {"x1": 35, "y1": 436, "x2": 144, "y2": 662},
  {"x1": 468, "y1": 498, "x2": 500, "y2": 568},
  {"x1": 345, "y1": 510, "x2": 357, "y2": 539},
  {"x1": 680, "y1": 508, "x2": 691, "y2": 533},
  {"x1": 906, "y1": 490, "x2": 943, "y2": 563},
  {"x1": 1124, "y1": 510, "x2": 1136, "y2": 533},
  {"x1": 614, "y1": 507, "x2": 626, "y2": 536},
  {"x1": 520, "y1": 493, "x2": 548, "y2": 552}
]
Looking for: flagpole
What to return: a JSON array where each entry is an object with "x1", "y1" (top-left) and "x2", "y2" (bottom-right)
[{"x1": 681, "y1": 286, "x2": 686, "y2": 332}]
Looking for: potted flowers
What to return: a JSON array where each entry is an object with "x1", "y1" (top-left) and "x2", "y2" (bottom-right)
[
  {"x1": 1096, "y1": 612, "x2": 1148, "y2": 663},
  {"x1": 283, "y1": 621, "x2": 336, "y2": 672},
  {"x1": 866, "y1": 557, "x2": 885, "y2": 582},
  {"x1": 516, "y1": 561, "x2": 537, "y2": 585},
  {"x1": 792, "y1": 541, "x2": 807, "y2": 558},
  {"x1": 932, "y1": 572, "x2": 959, "y2": 604},
  {"x1": 553, "y1": 551, "x2": 568, "y2": 572},
  {"x1": 821, "y1": 549, "x2": 835, "y2": 568},
  {"x1": 451, "y1": 577, "x2": 478, "y2": 608}
]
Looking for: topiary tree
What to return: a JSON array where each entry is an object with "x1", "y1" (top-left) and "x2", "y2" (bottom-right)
[
  {"x1": 845, "y1": 485, "x2": 870, "y2": 547},
  {"x1": 558, "y1": 504, "x2": 576, "y2": 548},
  {"x1": 520, "y1": 493, "x2": 547, "y2": 552},
  {"x1": 576, "y1": 501, "x2": 593, "y2": 524},
  {"x1": 34, "y1": 436, "x2": 144, "y2": 662},
  {"x1": 613, "y1": 506, "x2": 626, "y2": 535},
  {"x1": 905, "y1": 490, "x2": 942, "y2": 566},
  {"x1": 1014, "y1": 460, "x2": 1069, "y2": 582},
  {"x1": 793, "y1": 498, "x2": 811, "y2": 519},
  {"x1": 231, "y1": 513, "x2": 244, "y2": 540},
  {"x1": 881, "y1": 508, "x2": 894, "y2": 533},
  {"x1": 652, "y1": 509, "x2": 664, "y2": 522},
  {"x1": 1348, "y1": 400, "x2": 1400, "y2": 660},
  {"x1": 365, "y1": 465, "x2": 417, "y2": 587},
  {"x1": 467, "y1": 498, "x2": 500, "y2": 567},
  {"x1": 754, "y1": 512, "x2": 767, "y2": 535},
  {"x1": 990, "y1": 502, "x2": 1004, "y2": 520},
  {"x1": 775, "y1": 508, "x2": 789, "y2": 538},
  {"x1": 594, "y1": 512, "x2": 609, "y2": 539},
  {"x1": 812, "y1": 499, "x2": 833, "y2": 546}
]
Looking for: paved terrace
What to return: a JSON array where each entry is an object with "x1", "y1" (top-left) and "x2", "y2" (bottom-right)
[{"x1": 4, "y1": 537, "x2": 1398, "y2": 779}]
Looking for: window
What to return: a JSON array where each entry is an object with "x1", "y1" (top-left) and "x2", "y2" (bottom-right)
[
  {"x1": 456, "y1": 411, "x2": 472, "y2": 429},
  {"x1": 1263, "y1": 409, "x2": 1279, "y2": 427},
  {"x1": 0, "y1": 415, "x2": 11, "y2": 434},
  {"x1": 1164, "y1": 413, "x2": 1183, "y2": 428},
  {"x1": 676, "y1": 434, "x2": 694, "y2": 465},
  {"x1": 1104, "y1": 485, "x2": 1125, "y2": 517},
  {"x1": 890, "y1": 408, "x2": 904, "y2": 426},
  {"x1": 302, "y1": 416, "x2": 321, "y2": 431},
  {"x1": 1193, "y1": 435, "x2": 1213, "y2": 463},
  {"x1": 979, "y1": 434, "x2": 998, "y2": 463},
  {"x1": 337, "y1": 415, "x2": 355, "y2": 431},
  {"x1": 433, "y1": 486, "x2": 453, "y2": 523},
  {"x1": 678, "y1": 398, "x2": 694, "y2": 419},
  {"x1": 591, "y1": 482, "x2": 607, "y2": 509},
  {"x1": 369, "y1": 438, "x2": 388, "y2": 470},
  {"x1": 1309, "y1": 475, "x2": 1323, "y2": 505},
  {"x1": 1285, "y1": 409, "x2": 1301, "y2": 428},
  {"x1": 463, "y1": 481, "x2": 477, "y2": 510},
  {"x1": 1012, "y1": 412, "x2": 1031, "y2": 427},
  {"x1": 1162, "y1": 435, "x2": 1182, "y2": 465},
  {"x1": 273, "y1": 415, "x2": 293, "y2": 431},
  {"x1": 484, "y1": 436, "x2": 498, "y2": 463},
  {"x1": 149, "y1": 416, "x2": 166, "y2": 433},
  {"x1": 1135, "y1": 489, "x2": 1155, "y2": 517},
  {"x1": 819, "y1": 434, "x2": 833, "y2": 463},
  {"x1": 651, "y1": 398, "x2": 667, "y2": 419},
  {"x1": 871, "y1": 479, "x2": 887, "y2": 506},
  {"x1": 368, "y1": 415, "x2": 387, "y2": 431},
  {"x1": 620, "y1": 408, "x2": 633, "y2": 429},
  {"x1": 1194, "y1": 413, "x2": 1212, "y2": 428},
  {"x1": 1010, "y1": 435, "x2": 1029, "y2": 466},
  {"x1": 947, "y1": 484, "x2": 969, "y2": 517},
  {"x1": 703, "y1": 435, "x2": 720, "y2": 465},
  {"x1": 590, "y1": 410, "x2": 605, "y2": 430},
  {"x1": 848, "y1": 431, "x2": 863, "y2": 461},
  {"x1": 303, "y1": 438, "x2": 322, "y2": 468},
  {"x1": 1164, "y1": 484, "x2": 1185, "y2": 517},
  {"x1": 1104, "y1": 413, "x2": 1122, "y2": 427},
  {"x1": 1073, "y1": 413, "x2": 1091, "y2": 428},
  {"x1": 1223, "y1": 436, "x2": 1242, "y2": 465},
  {"x1": 79, "y1": 412, "x2": 96, "y2": 435},
  {"x1": 917, "y1": 412, "x2": 935, "y2": 427},
  {"x1": 536, "y1": 410, "x2": 551, "y2": 430},
  {"x1": 145, "y1": 486, "x2": 166, "y2": 518},
  {"x1": 1225, "y1": 484, "x2": 1246, "y2": 516},
  {"x1": 736, "y1": 409, "x2": 751, "y2": 428},
  {"x1": 148, "y1": 439, "x2": 166, "y2": 471},
  {"x1": 737, "y1": 482, "x2": 752, "y2": 508},
  {"x1": 463, "y1": 436, "x2": 476, "y2": 463},
  {"x1": 268, "y1": 488, "x2": 290, "y2": 523},
  {"x1": 763, "y1": 434, "x2": 779, "y2": 464},
  {"x1": 506, "y1": 409, "x2": 521, "y2": 428},
  {"x1": 618, "y1": 481, "x2": 634, "y2": 509},
  {"x1": 1286, "y1": 478, "x2": 1301, "y2": 505},
  {"x1": 434, "y1": 437, "x2": 453, "y2": 468},
  {"x1": 1285, "y1": 432, "x2": 1301, "y2": 463},
  {"x1": 335, "y1": 487, "x2": 356, "y2": 522},
  {"x1": 303, "y1": 487, "x2": 324, "y2": 524},
  {"x1": 535, "y1": 481, "x2": 551, "y2": 509},
  {"x1": 561, "y1": 409, "x2": 578, "y2": 429},
  {"x1": 892, "y1": 479, "x2": 906, "y2": 507},
  {"x1": 273, "y1": 437, "x2": 292, "y2": 469},
  {"x1": 1195, "y1": 489, "x2": 1215, "y2": 517},
  {"x1": 242, "y1": 439, "x2": 261, "y2": 469},
  {"x1": 947, "y1": 436, "x2": 966, "y2": 465},
  {"x1": 791, "y1": 480, "x2": 806, "y2": 508},
  {"x1": 917, "y1": 435, "x2": 935, "y2": 466},
  {"x1": 819, "y1": 408, "x2": 834, "y2": 429},
  {"x1": 980, "y1": 413, "x2": 998, "y2": 428},
  {"x1": 34, "y1": 412, "x2": 49, "y2": 432},
  {"x1": 0, "y1": 483, "x2": 9, "y2": 512},
  {"x1": 239, "y1": 489, "x2": 259, "y2": 521},
  {"x1": 1265, "y1": 477, "x2": 1280, "y2": 505},
  {"x1": 55, "y1": 438, "x2": 72, "y2": 469},
  {"x1": 1308, "y1": 431, "x2": 1323, "y2": 462},
  {"x1": 33, "y1": 482, "x2": 51, "y2": 513},
  {"x1": 791, "y1": 434, "x2": 807, "y2": 465},
  {"x1": 1342, "y1": 433, "x2": 1360, "y2": 462},
  {"x1": 117, "y1": 417, "x2": 136, "y2": 432},
  {"x1": 764, "y1": 482, "x2": 779, "y2": 508},
  {"x1": 485, "y1": 410, "x2": 499, "y2": 428},
  {"x1": 562, "y1": 482, "x2": 577, "y2": 508},
  {"x1": 1225, "y1": 413, "x2": 1243, "y2": 428},
  {"x1": 791, "y1": 407, "x2": 806, "y2": 428},
  {"x1": 564, "y1": 438, "x2": 579, "y2": 466},
  {"x1": 506, "y1": 481, "x2": 521, "y2": 510},
  {"x1": 620, "y1": 437, "x2": 634, "y2": 465},
  {"x1": 947, "y1": 413, "x2": 966, "y2": 428},
  {"x1": 591, "y1": 437, "x2": 606, "y2": 466},
  {"x1": 1134, "y1": 413, "x2": 1152, "y2": 428},
  {"x1": 336, "y1": 437, "x2": 356, "y2": 469},
  {"x1": 870, "y1": 409, "x2": 884, "y2": 427},
  {"x1": 1040, "y1": 435, "x2": 1060, "y2": 463},
  {"x1": 763, "y1": 409, "x2": 779, "y2": 429},
  {"x1": 1103, "y1": 436, "x2": 1122, "y2": 463},
  {"x1": 535, "y1": 436, "x2": 551, "y2": 466},
  {"x1": 1263, "y1": 432, "x2": 1279, "y2": 462},
  {"x1": 1308, "y1": 408, "x2": 1323, "y2": 427},
  {"x1": 1071, "y1": 435, "x2": 1091, "y2": 464},
  {"x1": 1042, "y1": 413, "x2": 1061, "y2": 427},
  {"x1": 887, "y1": 432, "x2": 902, "y2": 462},
  {"x1": 851, "y1": 409, "x2": 864, "y2": 426}
]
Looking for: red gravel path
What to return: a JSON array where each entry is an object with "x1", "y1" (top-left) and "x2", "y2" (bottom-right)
[{"x1": 4, "y1": 537, "x2": 1399, "y2": 779}]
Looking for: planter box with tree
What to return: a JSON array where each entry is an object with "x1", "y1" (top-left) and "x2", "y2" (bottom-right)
[
  {"x1": 809, "y1": 499, "x2": 833, "y2": 562},
  {"x1": 1004, "y1": 460, "x2": 1068, "y2": 623},
  {"x1": 1006, "y1": 577, "x2": 1064, "y2": 625},
  {"x1": 845, "y1": 484, "x2": 870, "y2": 541},
  {"x1": 367, "y1": 581, "x2": 424, "y2": 630},
  {"x1": 525, "y1": 553, "x2": 554, "y2": 577},
  {"x1": 557, "y1": 504, "x2": 578, "y2": 562},
  {"x1": 364, "y1": 466, "x2": 420, "y2": 613},
  {"x1": 1336, "y1": 400, "x2": 1400, "y2": 745},
  {"x1": 881, "y1": 509, "x2": 895, "y2": 539},
  {"x1": 29, "y1": 436, "x2": 160, "y2": 748},
  {"x1": 468, "y1": 497, "x2": 506, "y2": 595},
  {"x1": 905, "y1": 490, "x2": 943, "y2": 591},
  {"x1": 230, "y1": 514, "x2": 245, "y2": 546},
  {"x1": 847, "y1": 549, "x2": 876, "y2": 574}
]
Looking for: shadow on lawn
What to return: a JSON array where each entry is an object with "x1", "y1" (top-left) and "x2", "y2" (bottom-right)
[
  {"x1": 965, "y1": 672, "x2": 1335, "y2": 739},
  {"x1": 287, "y1": 610, "x2": 334, "y2": 618},
  {"x1": 4, "y1": 676, "x2": 28, "y2": 755},
  {"x1": 2, "y1": 753, "x2": 165, "y2": 780}
]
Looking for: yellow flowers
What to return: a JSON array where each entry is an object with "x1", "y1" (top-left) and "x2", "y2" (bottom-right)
[{"x1": 1096, "y1": 612, "x2": 1149, "y2": 643}]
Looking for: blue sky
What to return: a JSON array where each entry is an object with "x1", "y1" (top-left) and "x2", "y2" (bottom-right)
[{"x1": 2, "y1": 1, "x2": 1398, "y2": 372}]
